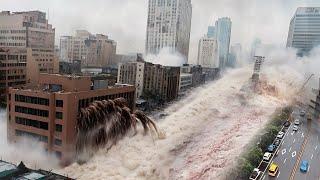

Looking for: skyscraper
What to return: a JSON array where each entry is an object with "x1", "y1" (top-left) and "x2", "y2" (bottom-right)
[
  {"x1": 287, "y1": 7, "x2": 320, "y2": 56},
  {"x1": 207, "y1": 26, "x2": 215, "y2": 38},
  {"x1": 145, "y1": 0, "x2": 192, "y2": 61},
  {"x1": 215, "y1": 17, "x2": 232, "y2": 69},
  {"x1": 197, "y1": 36, "x2": 218, "y2": 68}
]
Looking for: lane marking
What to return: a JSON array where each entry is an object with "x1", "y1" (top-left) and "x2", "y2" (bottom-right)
[
  {"x1": 262, "y1": 174, "x2": 266, "y2": 180},
  {"x1": 289, "y1": 147, "x2": 292, "y2": 152},
  {"x1": 284, "y1": 158, "x2": 287, "y2": 164},
  {"x1": 292, "y1": 151, "x2": 296, "y2": 158},
  {"x1": 301, "y1": 133, "x2": 304, "y2": 138},
  {"x1": 315, "y1": 145, "x2": 318, "y2": 150},
  {"x1": 291, "y1": 131, "x2": 294, "y2": 136},
  {"x1": 293, "y1": 138, "x2": 296, "y2": 143},
  {"x1": 282, "y1": 148, "x2": 286, "y2": 155},
  {"x1": 277, "y1": 170, "x2": 281, "y2": 178},
  {"x1": 311, "y1": 154, "x2": 313, "y2": 160}
]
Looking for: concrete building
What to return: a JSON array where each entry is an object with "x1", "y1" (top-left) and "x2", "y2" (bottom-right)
[
  {"x1": 215, "y1": 17, "x2": 232, "y2": 69},
  {"x1": 227, "y1": 43, "x2": 241, "y2": 67},
  {"x1": 197, "y1": 36, "x2": 218, "y2": 68},
  {"x1": 60, "y1": 30, "x2": 117, "y2": 67},
  {"x1": 0, "y1": 48, "x2": 27, "y2": 104},
  {"x1": 207, "y1": 26, "x2": 215, "y2": 38},
  {"x1": 117, "y1": 61, "x2": 145, "y2": 98},
  {"x1": 0, "y1": 11, "x2": 58, "y2": 85},
  {"x1": 202, "y1": 67, "x2": 220, "y2": 81},
  {"x1": 7, "y1": 74, "x2": 135, "y2": 165},
  {"x1": 179, "y1": 73, "x2": 192, "y2": 90},
  {"x1": 181, "y1": 64, "x2": 204, "y2": 87},
  {"x1": 287, "y1": 7, "x2": 320, "y2": 56},
  {"x1": 145, "y1": 0, "x2": 192, "y2": 61},
  {"x1": 59, "y1": 60, "x2": 81, "y2": 75}
]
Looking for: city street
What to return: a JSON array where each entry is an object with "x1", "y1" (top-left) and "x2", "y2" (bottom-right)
[{"x1": 264, "y1": 107, "x2": 320, "y2": 180}]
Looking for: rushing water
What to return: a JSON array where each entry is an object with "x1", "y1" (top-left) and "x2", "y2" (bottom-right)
[{"x1": 58, "y1": 65, "x2": 300, "y2": 180}]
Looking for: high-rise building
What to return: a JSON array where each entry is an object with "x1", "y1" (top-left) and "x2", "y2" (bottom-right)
[
  {"x1": 228, "y1": 43, "x2": 241, "y2": 67},
  {"x1": 207, "y1": 26, "x2": 215, "y2": 38},
  {"x1": 145, "y1": 0, "x2": 192, "y2": 61},
  {"x1": 197, "y1": 36, "x2": 218, "y2": 68},
  {"x1": 60, "y1": 30, "x2": 117, "y2": 67},
  {"x1": 7, "y1": 74, "x2": 135, "y2": 165},
  {"x1": 287, "y1": 7, "x2": 320, "y2": 56},
  {"x1": 0, "y1": 48, "x2": 27, "y2": 104},
  {"x1": 0, "y1": 11, "x2": 58, "y2": 85},
  {"x1": 215, "y1": 17, "x2": 232, "y2": 69}
]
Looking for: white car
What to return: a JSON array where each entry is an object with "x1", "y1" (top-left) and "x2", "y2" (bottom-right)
[
  {"x1": 294, "y1": 119, "x2": 300, "y2": 125},
  {"x1": 293, "y1": 125, "x2": 299, "y2": 131},
  {"x1": 277, "y1": 131, "x2": 285, "y2": 139},
  {"x1": 263, "y1": 152, "x2": 272, "y2": 161}
]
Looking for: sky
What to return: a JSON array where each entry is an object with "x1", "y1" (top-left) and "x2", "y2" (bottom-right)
[{"x1": 2, "y1": 0, "x2": 320, "y2": 63}]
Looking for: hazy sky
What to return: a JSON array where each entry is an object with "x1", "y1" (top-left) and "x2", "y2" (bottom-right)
[{"x1": 2, "y1": 0, "x2": 320, "y2": 62}]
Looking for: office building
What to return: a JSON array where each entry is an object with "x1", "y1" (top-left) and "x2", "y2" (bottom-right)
[
  {"x1": 0, "y1": 48, "x2": 27, "y2": 104},
  {"x1": 145, "y1": 0, "x2": 192, "y2": 61},
  {"x1": 60, "y1": 30, "x2": 116, "y2": 67},
  {"x1": 287, "y1": 7, "x2": 320, "y2": 56},
  {"x1": 215, "y1": 17, "x2": 232, "y2": 69},
  {"x1": 7, "y1": 74, "x2": 135, "y2": 165},
  {"x1": 59, "y1": 60, "x2": 81, "y2": 75},
  {"x1": 0, "y1": 11, "x2": 58, "y2": 85},
  {"x1": 181, "y1": 64, "x2": 204, "y2": 87},
  {"x1": 197, "y1": 36, "x2": 218, "y2": 68},
  {"x1": 179, "y1": 73, "x2": 192, "y2": 90}
]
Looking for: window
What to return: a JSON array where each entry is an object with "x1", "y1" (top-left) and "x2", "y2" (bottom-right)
[
  {"x1": 56, "y1": 100, "x2": 63, "y2": 107},
  {"x1": 56, "y1": 112, "x2": 63, "y2": 119},
  {"x1": 15, "y1": 106, "x2": 49, "y2": 117},
  {"x1": 56, "y1": 124, "x2": 63, "y2": 132},
  {"x1": 15, "y1": 95, "x2": 49, "y2": 106},
  {"x1": 15, "y1": 117, "x2": 48, "y2": 130},
  {"x1": 54, "y1": 139, "x2": 62, "y2": 146}
]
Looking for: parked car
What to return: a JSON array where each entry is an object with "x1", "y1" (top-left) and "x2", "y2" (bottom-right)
[
  {"x1": 263, "y1": 152, "x2": 272, "y2": 161},
  {"x1": 300, "y1": 160, "x2": 309, "y2": 173},
  {"x1": 277, "y1": 131, "x2": 285, "y2": 139},
  {"x1": 294, "y1": 119, "x2": 300, "y2": 125},
  {"x1": 283, "y1": 121, "x2": 290, "y2": 127},
  {"x1": 267, "y1": 144, "x2": 276, "y2": 152},
  {"x1": 274, "y1": 139, "x2": 281, "y2": 146},
  {"x1": 300, "y1": 110, "x2": 306, "y2": 117},
  {"x1": 249, "y1": 168, "x2": 262, "y2": 180},
  {"x1": 268, "y1": 163, "x2": 279, "y2": 177},
  {"x1": 293, "y1": 125, "x2": 299, "y2": 131}
]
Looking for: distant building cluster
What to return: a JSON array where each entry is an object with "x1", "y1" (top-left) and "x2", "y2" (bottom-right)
[{"x1": 197, "y1": 17, "x2": 234, "y2": 70}]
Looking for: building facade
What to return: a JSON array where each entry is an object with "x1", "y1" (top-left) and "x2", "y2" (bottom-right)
[
  {"x1": 181, "y1": 64, "x2": 204, "y2": 87},
  {"x1": 117, "y1": 61, "x2": 145, "y2": 98},
  {"x1": 197, "y1": 36, "x2": 218, "y2": 68},
  {"x1": 215, "y1": 17, "x2": 232, "y2": 69},
  {"x1": 207, "y1": 26, "x2": 215, "y2": 38},
  {"x1": 179, "y1": 73, "x2": 192, "y2": 90},
  {"x1": 59, "y1": 60, "x2": 81, "y2": 75},
  {"x1": 0, "y1": 48, "x2": 27, "y2": 104},
  {"x1": 0, "y1": 11, "x2": 58, "y2": 85},
  {"x1": 60, "y1": 30, "x2": 117, "y2": 67},
  {"x1": 286, "y1": 7, "x2": 320, "y2": 56},
  {"x1": 145, "y1": 0, "x2": 192, "y2": 61},
  {"x1": 7, "y1": 74, "x2": 135, "y2": 165}
]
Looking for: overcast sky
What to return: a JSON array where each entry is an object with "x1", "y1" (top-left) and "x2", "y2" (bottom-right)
[{"x1": 2, "y1": 0, "x2": 320, "y2": 62}]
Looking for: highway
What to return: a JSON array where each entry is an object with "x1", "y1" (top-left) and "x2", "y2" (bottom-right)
[{"x1": 263, "y1": 107, "x2": 320, "y2": 180}]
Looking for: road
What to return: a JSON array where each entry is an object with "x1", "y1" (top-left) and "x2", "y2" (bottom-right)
[{"x1": 264, "y1": 107, "x2": 320, "y2": 180}]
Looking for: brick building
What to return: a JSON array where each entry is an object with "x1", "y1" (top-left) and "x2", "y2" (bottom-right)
[{"x1": 7, "y1": 74, "x2": 135, "y2": 165}]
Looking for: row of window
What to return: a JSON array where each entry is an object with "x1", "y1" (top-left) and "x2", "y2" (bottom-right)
[
  {"x1": 15, "y1": 116, "x2": 48, "y2": 130},
  {"x1": 0, "y1": 42, "x2": 25, "y2": 47},
  {"x1": 0, "y1": 30, "x2": 26, "y2": 34},
  {"x1": 15, "y1": 130, "x2": 48, "y2": 143},
  {"x1": 15, "y1": 95, "x2": 49, "y2": 106},
  {"x1": 0, "y1": 63, "x2": 26, "y2": 67},
  {"x1": 15, "y1": 106, "x2": 49, "y2": 117}
]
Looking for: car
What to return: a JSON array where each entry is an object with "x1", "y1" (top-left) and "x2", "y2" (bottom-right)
[
  {"x1": 293, "y1": 125, "x2": 299, "y2": 131},
  {"x1": 263, "y1": 152, "x2": 272, "y2": 161},
  {"x1": 249, "y1": 168, "x2": 262, "y2": 180},
  {"x1": 300, "y1": 160, "x2": 309, "y2": 173},
  {"x1": 267, "y1": 144, "x2": 276, "y2": 152},
  {"x1": 300, "y1": 110, "x2": 306, "y2": 117},
  {"x1": 277, "y1": 131, "x2": 285, "y2": 139},
  {"x1": 274, "y1": 139, "x2": 281, "y2": 146},
  {"x1": 283, "y1": 121, "x2": 291, "y2": 127},
  {"x1": 294, "y1": 119, "x2": 300, "y2": 125},
  {"x1": 268, "y1": 163, "x2": 279, "y2": 177}
]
